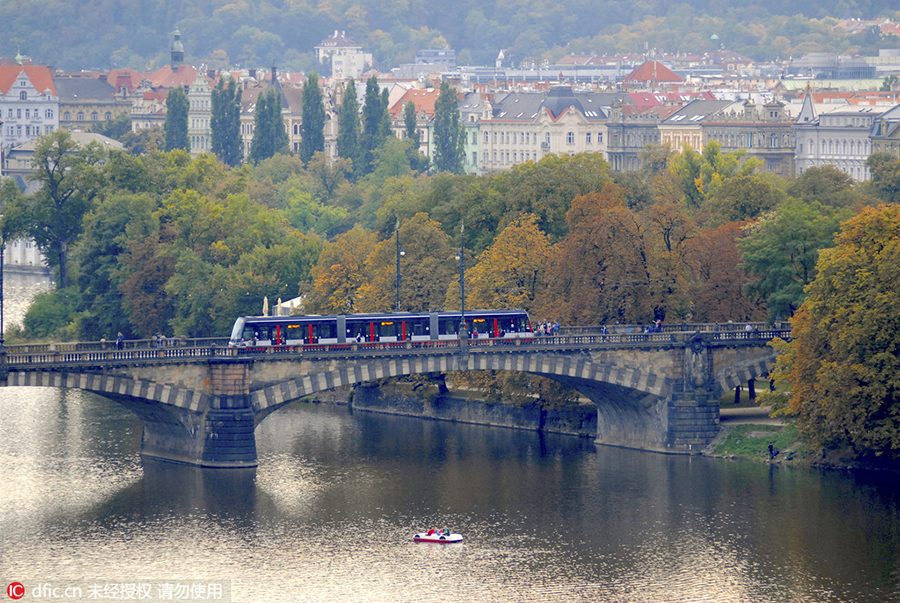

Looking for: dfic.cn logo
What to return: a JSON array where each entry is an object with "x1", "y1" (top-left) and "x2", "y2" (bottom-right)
[{"x1": 7, "y1": 582, "x2": 25, "y2": 600}]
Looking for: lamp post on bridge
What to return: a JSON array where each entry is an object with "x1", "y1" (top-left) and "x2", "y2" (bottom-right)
[{"x1": 395, "y1": 218, "x2": 405, "y2": 312}]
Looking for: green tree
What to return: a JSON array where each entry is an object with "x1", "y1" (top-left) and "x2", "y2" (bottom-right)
[
  {"x1": 739, "y1": 199, "x2": 852, "y2": 322},
  {"x1": 403, "y1": 100, "x2": 428, "y2": 172},
  {"x1": 72, "y1": 192, "x2": 160, "y2": 339},
  {"x1": 5, "y1": 131, "x2": 106, "y2": 288},
  {"x1": 784, "y1": 204, "x2": 900, "y2": 459},
  {"x1": 121, "y1": 127, "x2": 164, "y2": 156},
  {"x1": 788, "y1": 165, "x2": 864, "y2": 208},
  {"x1": 865, "y1": 153, "x2": 900, "y2": 204},
  {"x1": 164, "y1": 86, "x2": 190, "y2": 152},
  {"x1": 337, "y1": 79, "x2": 361, "y2": 172},
  {"x1": 210, "y1": 76, "x2": 243, "y2": 167},
  {"x1": 300, "y1": 73, "x2": 326, "y2": 164},
  {"x1": 90, "y1": 113, "x2": 132, "y2": 141},
  {"x1": 706, "y1": 173, "x2": 787, "y2": 226},
  {"x1": 249, "y1": 88, "x2": 288, "y2": 165},
  {"x1": 432, "y1": 80, "x2": 464, "y2": 174},
  {"x1": 361, "y1": 76, "x2": 387, "y2": 175},
  {"x1": 404, "y1": 100, "x2": 420, "y2": 149}
]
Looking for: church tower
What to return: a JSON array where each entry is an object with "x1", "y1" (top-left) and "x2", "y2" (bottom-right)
[{"x1": 171, "y1": 29, "x2": 185, "y2": 71}]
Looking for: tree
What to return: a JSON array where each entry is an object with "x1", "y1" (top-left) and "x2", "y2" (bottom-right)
[
  {"x1": 705, "y1": 173, "x2": 787, "y2": 226},
  {"x1": 210, "y1": 76, "x2": 243, "y2": 166},
  {"x1": 865, "y1": 153, "x2": 900, "y2": 204},
  {"x1": 356, "y1": 213, "x2": 455, "y2": 312},
  {"x1": 404, "y1": 100, "x2": 420, "y2": 150},
  {"x1": 783, "y1": 204, "x2": 900, "y2": 459},
  {"x1": 788, "y1": 165, "x2": 864, "y2": 208},
  {"x1": 5, "y1": 131, "x2": 106, "y2": 288},
  {"x1": 90, "y1": 113, "x2": 132, "y2": 141},
  {"x1": 249, "y1": 88, "x2": 288, "y2": 165},
  {"x1": 537, "y1": 183, "x2": 652, "y2": 325},
  {"x1": 432, "y1": 80, "x2": 464, "y2": 174},
  {"x1": 73, "y1": 192, "x2": 160, "y2": 339},
  {"x1": 121, "y1": 127, "x2": 164, "y2": 156},
  {"x1": 361, "y1": 76, "x2": 388, "y2": 175},
  {"x1": 403, "y1": 100, "x2": 428, "y2": 172},
  {"x1": 689, "y1": 222, "x2": 765, "y2": 322},
  {"x1": 446, "y1": 214, "x2": 551, "y2": 311},
  {"x1": 336, "y1": 79, "x2": 361, "y2": 171},
  {"x1": 739, "y1": 199, "x2": 852, "y2": 322},
  {"x1": 300, "y1": 73, "x2": 325, "y2": 164},
  {"x1": 164, "y1": 86, "x2": 190, "y2": 152},
  {"x1": 305, "y1": 225, "x2": 378, "y2": 314}
]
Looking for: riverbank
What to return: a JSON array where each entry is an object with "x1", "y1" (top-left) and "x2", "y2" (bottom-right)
[{"x1": 305, "y1": 385, "x2": 900, "y2": 471}]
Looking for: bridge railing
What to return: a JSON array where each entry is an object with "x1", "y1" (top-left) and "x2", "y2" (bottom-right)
[{"x1": 3, "y1": 327, "x2": 792, "y2": 367}]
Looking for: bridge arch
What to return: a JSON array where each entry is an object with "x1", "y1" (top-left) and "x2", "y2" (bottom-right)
[{"x1": 251, "y1": 352, "x2": 671, "y2": 420}]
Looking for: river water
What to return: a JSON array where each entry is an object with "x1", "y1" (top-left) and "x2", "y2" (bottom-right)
[{"x1": 2, "y1": 274, "x2": 900, "y2": 603}]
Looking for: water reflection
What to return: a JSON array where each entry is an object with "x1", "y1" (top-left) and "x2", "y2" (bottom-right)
[{"x1": 1, "y1": 389, "x2": 900, "y2": 602}]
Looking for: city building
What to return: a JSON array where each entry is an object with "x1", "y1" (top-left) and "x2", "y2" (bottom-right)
[
  {"x1": 0, "y1": 63, "x2": 58, "y2": 153},
  {"x1": 477, "y1": 86, "x2": 610, "y2": 173},
  {"x1": 315, "y1": 31, "x2": 373, "y2": 79}
]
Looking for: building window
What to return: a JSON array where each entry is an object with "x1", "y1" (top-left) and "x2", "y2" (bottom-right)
[
  {"x1": 105, "y1": 112, "x2": 112, "y2": 120},
  {"x1": 586, "y1": 132, "x2": 591, "y2": 144},
  {"x1": 19, "y1": 91, "x2": 27, "y2": 100},
  {"x1": 77, "y1": 112, "x2": 84, "y2": 121},
  {"x1": 91, "y1": 112, "x2": 98, "y2": 121},
  {"x1": 484, "y1": 132, "x2": 489, "y2": 143},
  {"x1": 567, "y1": 132, "x2": 574, "y2": 144}
]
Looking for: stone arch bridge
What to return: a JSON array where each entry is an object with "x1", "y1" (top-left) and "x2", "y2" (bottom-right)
[{"x1": 0, "y1": 325, "x2": 788, "y2": 467}]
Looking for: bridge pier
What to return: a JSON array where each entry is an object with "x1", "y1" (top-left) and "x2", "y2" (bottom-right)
[{"x1": 128, "y1": 360, "x2": 259, "y2": 468}]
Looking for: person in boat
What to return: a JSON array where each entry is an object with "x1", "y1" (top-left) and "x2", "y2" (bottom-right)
[{"x1": 427, "y1": 528, "x2": 436, "y2": 536}]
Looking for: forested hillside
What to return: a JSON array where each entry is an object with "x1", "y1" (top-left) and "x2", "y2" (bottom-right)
[{"x1": 4, "y1": 0, "x2": 899, "y2": 72}]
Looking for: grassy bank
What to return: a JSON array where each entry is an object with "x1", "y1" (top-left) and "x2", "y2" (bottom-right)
[{"x1": 706, "y1": 423, "x2": 811, "y2": 463}]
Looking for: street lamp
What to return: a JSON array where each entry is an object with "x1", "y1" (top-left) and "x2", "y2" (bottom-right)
[
  {"x1": 395, "y1": 219, "x2": 405, "y2": 312},
  {"x1": 455, "y1": 223, "x2": 465, "y2": 336}
]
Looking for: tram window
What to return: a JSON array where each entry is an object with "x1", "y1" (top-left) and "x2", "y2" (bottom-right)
[
  {"x1": 379, "y1": 321, "x2": 396, "y2": 337},
  {"x1": 413, "y1": 322, "x2": 426, "y2": 336}
]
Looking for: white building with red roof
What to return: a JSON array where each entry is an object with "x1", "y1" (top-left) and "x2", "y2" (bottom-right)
[{"x1": 0, "y1": 64, "x2": 59, "y2": 152}]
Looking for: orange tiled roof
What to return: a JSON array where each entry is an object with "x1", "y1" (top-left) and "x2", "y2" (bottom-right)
[
  {"x1": 623, "y1": 61, "x2": 682, "y2": 83},
  {"x1": 389, "y1": 88, "x2": 439, "y2": 117},
  {"x1": 0, "y1": 65, "x2": 56, "y2": 95}
]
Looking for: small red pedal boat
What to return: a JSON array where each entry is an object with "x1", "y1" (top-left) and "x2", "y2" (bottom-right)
[{"x1": 413, "y1": 529, "x2": 464, "y2": 543}]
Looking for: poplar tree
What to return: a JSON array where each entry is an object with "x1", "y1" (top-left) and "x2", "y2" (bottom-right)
[
  {"x1": 337, "y1": 79, "x2": 361, "y2": 172},
  {"x1": 210, "y1": 76, "x2": 243, "y2": 166},
  {"x1": 301, "y1": 73, "x2": 326, "y2": 164},
  {"x1": 404, "y1": 101, "x2": 420, "y2": 149},
  {"x1": 164, "y1": 86, "x2": 190, "y2": 152},
  {"x1": 433, "y1": 80, "x2": 464, "y2": 174},
  {"x1": 361, "y1": 76, "x2": 387, "y2": 174},
  {"x1": 249, "y1": 88, "x2": 288, "y2": 164}
]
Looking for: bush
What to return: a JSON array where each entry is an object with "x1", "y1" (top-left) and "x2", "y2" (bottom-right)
[{"x1": 23, "y1": 289, "x2": 81, "y2": 340}]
